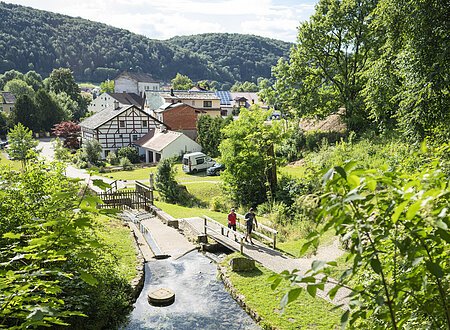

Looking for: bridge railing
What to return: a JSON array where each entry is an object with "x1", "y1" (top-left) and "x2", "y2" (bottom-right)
[
  {"x1": 202, "y1": 215, "x2": 246, "y2": 254},
  {"x1": 236, "y1": 214, "x2": 278, "y2": 249}
]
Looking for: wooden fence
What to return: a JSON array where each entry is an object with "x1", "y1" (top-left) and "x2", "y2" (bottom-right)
[{"x1": 97, "y1": 181, "x2": 153, "y2": 210}]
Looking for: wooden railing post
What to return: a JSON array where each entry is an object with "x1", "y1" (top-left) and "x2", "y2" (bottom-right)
[
  {"x1": 240, "y1": 237, "x2": 244, "y2": 254},
  {"x1": 273, "y1": 233, "x2": 276, "y2": 249},
  {"x1": 204, "y1": 217, "x2": 207, "y2": 235}
]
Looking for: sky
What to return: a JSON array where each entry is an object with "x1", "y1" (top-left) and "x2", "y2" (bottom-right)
[{"x1": 6, "y1": 0, "x2": 316, "y2": 42}]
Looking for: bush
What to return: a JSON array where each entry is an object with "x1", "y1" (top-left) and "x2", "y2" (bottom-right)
[
  {"x1": 106, "y1": 151, "x2": 118, "y2": 165},
  {"x1": 119, "y1": 157, "x2": 133, "y2": 170},
  {"x1": 117, "y1": 146, "x2": 140, "y2": 164},
  {"x1": 209, "y1": 195, "x2": 228, "y2": 212}
]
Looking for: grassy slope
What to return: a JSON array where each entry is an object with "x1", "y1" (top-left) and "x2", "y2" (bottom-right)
[
  {"x1": 221, "y1": 253, "x2": 340, "y2": 329},
  {"x1": 96, "y1": 215, "x2": 138, "y2": 282},
  {"x1": 0, "y1": 152, "x2": 22, "y2": 171}
]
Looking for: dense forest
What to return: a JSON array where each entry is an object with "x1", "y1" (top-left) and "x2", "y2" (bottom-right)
[{"x1": 0, "y1": 2, "x2": 291, "y2": 85}]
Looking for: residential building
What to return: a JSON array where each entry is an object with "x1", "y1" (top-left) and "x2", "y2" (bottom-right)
[
  {"x1": 135, "y1": 129, "x2": 202, "y2": 163},
  {"x1": 153, "y1": 103, "x2": 205, "y2": 140},
  {"x1": 159, "y1": 90, "x2": 221, "y2": 117},
  {"x1": 0, "y1": 91, "x2": 16, "y2": 115},
  {"x1": 215, "y1": 91, "x2": 268, "y2": 116},
  {"x1": 79, "y1": 103, "x2": 164, "y2": 159},
  {"x1": 88, "y1": 92, "x2": 144, "y2": 113},
  {"x1": 114, "y1": 71, "x2": 160, "y2": 95}
]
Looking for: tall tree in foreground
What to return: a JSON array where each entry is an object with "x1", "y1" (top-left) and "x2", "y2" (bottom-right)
[
  {"x1": 262, "y1": 0, "x2": 378, "y2": 129},
  {"x1": 273, "y1": 146, "x2": 450, "y2": 329},
  {"x1": 219, "y1": 107, "x2": 281, "y2": 206},
  {"x1": 363, "y1": 0, "x2": 450, "y2": 141},
  {"x1": 6, "y1": 123, "x2": 39, "y2": 168}
]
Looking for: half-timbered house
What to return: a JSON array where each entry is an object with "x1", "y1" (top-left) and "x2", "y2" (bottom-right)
[{"x1": 79, "y1": 103, "x2": 164, "y2": 159}]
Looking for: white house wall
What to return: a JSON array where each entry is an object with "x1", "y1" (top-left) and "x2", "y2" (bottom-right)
[
  {"x1": 88, "y1": 93, "x2": 115, "y2": 113},
  {"x1": 115, "y1": 76, "x2": 138, "y2": 94},
  {"x1": 161, "y1": 135, "x2": 202, "y2": 159}
]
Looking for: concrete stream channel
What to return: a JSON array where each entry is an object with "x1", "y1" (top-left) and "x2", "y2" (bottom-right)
[{"x1": 122, "y1": 210, "x2": 260, "y2": 330}]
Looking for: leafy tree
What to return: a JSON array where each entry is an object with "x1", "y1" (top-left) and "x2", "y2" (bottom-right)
[
  {"x1": 53, "y1": 137, "x2": 71, "y2": 162},
  {"x1": 4, "y1": 78, "x2": 34, "y2": 98},
  {"x1": 83, "y1": 139, "x2": 102, "y2": 165},
  {"x1": 0, "y1": 112, "x2": 8, "y2": 136},
  {"x1": 23, "y1": 70, "x2": 43, "y2": 91},
  {"x1": 117, "y1": 146, "x2": 140, "y2": 164},
  {"x1": 263, "y1": 0, "x2": 377, "y2": 129},
  {"x1": 363, "y1": 0, "x2": 450, "y2": 141},
  {"x1": 155, "y1": 157, "x2": 182, "y2": 204},
  {"x1": 11, "y1": 94, "x2": 40, "y2": 131},
  {"x1": 100, "y1": 80, "x2": 115, "y2": 93},
  {"x1": 230, "y1": 81, "x2": 259, "y2": 92},
  {"x1": 52, "y1": 121, "x2": 81, "y2": 149},
  {"x1": 196, "y1": 115, "x2": 232, "y2": 157},
  {"x1": 274, "y1": 149, "x2": 450, "y2": 329},
  {"x1": 0, "y1": 163, "x2": 133, "y2": 328},
  {"x1": 35, "y1": 89, "x2": 68, "y2": 132},
  {"x1": 50, "y1": 91, "x2": 77, "y2": 120},
  {"x1": 171, "y1": 73, "x2": 194, "y2": 90},
  {"x1": 219, "y1": 107, "x2": 282, "y2": 206},
  {"x1": 6, "y1": 123, "x2": 39, "y2": 168},
  {"x1": 0, "y1": 69, "x2": 24, "y2": 90},
  {"x1": 46, "y1": 68, "x2": 81, "y2": 103}
]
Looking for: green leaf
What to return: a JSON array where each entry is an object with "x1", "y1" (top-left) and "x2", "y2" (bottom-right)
[
  {"x1": 334, "y1": 166, "x2": 347, "y2": 180},
  {"x1": 426, "y1": 262, "x2": 444, "y2": 278},
  {"x1": 2, "y1": 232, "x2": 22, "y2": 239},
  {"x1": 435, "y1": 219, "x2": 448, "y2": 230},
  {"x1": 370, "y1": 258, "x2": 382, "y2": 275},
  {"x1": 328, "y1": 285, "x2": 340, "y2": 300},
  {"x1": 348, "y1": 175, "x2": 360, "y2": 188},
  {"x1": 287, "y1": 287, "x2": 302, "y2": 304},
  {"x1": 392, "y1": 201, "x2": 408, "y2": 223},
  {"x1": 322, "y1": 167, "x2": 335, "y2": 184},
  {"x1": 92, "y1": 179, "x2": 111, "y2": 190},
  {"x1": 271, "y1": 277, "x2": 282, "y2": 290},
  {"x1": 306, "y1": 284, "x2": 317, "y2": 297},
  {"x1": 343, "y1": 161, "x2": 357, "y2": 172},
  {"x1": 311, "y1": 260, "x2": 326, "y2": 272},
  {"x1": 366, "y1": 179, "x2": 377, "y2": 191},
  {"x1": 406, "y1": 200, "x2": 422, "y2": 220},
  {"x1": 340, "y1": 310, "x2": 350, "y2": 329},
  {"x1": 79, "y1": 271, "x2": 98, "y2": 286},
  {"x1": 343, "y1": 193, "x2": 365, "y2": 203}
]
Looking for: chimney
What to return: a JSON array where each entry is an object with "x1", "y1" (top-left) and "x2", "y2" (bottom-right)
[
  {"x1": 170, "y1": 88, "x2": 174, "y2": 96},
  {"x1": 113, "y1": 100, "x2": 119, "y2": 109}
]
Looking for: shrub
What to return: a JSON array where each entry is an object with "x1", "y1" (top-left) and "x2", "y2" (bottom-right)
[
  {"x1": 106, "y1": 151, "x2": 118, "y2": 165},
  {"x1": 117, "y1": 146, "x2": 140, "y2": 164},
  {"x1": 119, "y1": 157, "x2": 133, "y2": 170},
  {"x1": 209, "y1": 195, "x2": 227, "y2": 212}
]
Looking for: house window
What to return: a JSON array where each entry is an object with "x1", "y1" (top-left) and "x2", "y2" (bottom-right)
[
  {"x1": 203, "y1": 101, "x2": 212, "y2": 108},
  {"x1": 155, "y1": 153, "x2": 161, "y2": 162},
  {"x1": 119, "y1": 134, "x2": 123, "y2": 138},
  {"x1": 132, "y1": 135, "x2": 138, "y2": 141},
  {"x1": 119, "y1": 120, "x2": 125, "y2": 128},
  {"x1": 104, "y1": 150, "x2": 110, "y2": 157},
  {"x1": 142, "y1": 120, "x2": 148, "y2": 128}
]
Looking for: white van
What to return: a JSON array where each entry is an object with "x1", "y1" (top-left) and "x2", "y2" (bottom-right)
[{"x1": 182, "y1": 152, "x2": 215, "y2": 173}]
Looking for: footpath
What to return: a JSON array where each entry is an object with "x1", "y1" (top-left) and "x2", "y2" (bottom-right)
[{"x1": 125, "y1": 210, "x2": 350, "y2": 306}]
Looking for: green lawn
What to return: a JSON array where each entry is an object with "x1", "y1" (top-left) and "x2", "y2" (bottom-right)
[
  {"x1": 96, "y1": 215, "x2": 139, "y2": 282},
  {"x1": 221, "y1": 253, "x2": 340, "y2": 329},
  {"x1": 0, "y1": 152, "x2": 22, "y2": 171},
  {"x1": 277, "y1": 228, "x2": 336, "y2": 258}
]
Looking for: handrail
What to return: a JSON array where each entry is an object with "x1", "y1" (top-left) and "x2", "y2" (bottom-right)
[
  {"x1": 202, "y1": 215, "x2": 245, "y2": 254},
  {"x1": 236, "y1": 213, "x2": 278, "y2": 249}
]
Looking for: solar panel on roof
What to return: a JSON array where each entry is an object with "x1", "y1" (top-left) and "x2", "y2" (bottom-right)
[{"x1": 215, "y1": 91, "x2": 232, "y2": 105}]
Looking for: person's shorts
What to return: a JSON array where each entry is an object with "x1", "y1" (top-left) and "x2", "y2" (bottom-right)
[
  {"x1": 246, "y1": 223, "x2": 253, "y2": 234},
  {"x1": 228, "y1": 223, "x2": 236, "y2": 231}
]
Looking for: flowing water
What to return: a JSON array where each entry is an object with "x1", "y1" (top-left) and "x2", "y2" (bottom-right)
[{"x1": 124, "y1": 251, "x2": 260, "y2": 330}]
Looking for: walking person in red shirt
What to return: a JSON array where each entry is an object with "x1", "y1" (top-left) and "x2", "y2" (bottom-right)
[{"x1": 227, "y1": 208, "x2": 237, "y2": 239}]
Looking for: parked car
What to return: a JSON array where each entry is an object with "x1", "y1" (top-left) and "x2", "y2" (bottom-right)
[
  {"x1": 0, "y1": 140, "x2": 8, "y2": 149},
  {"x1": 182, "y1": 152, "x2": 215, "y2": 173},
  {"x1": 206, "y1": 163, "x2": 225, "y2": 176}
]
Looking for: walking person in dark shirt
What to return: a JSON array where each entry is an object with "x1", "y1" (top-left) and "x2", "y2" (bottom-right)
[{"x1": 244, "y1": 207, "x2": 258, "y2": 245}]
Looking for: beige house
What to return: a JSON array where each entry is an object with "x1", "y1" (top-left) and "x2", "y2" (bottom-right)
[
  {"x1": 159, "y1": 90, "x2": 221, "y2": 117},
  {"x1": 0, "y1": 92, "x2": 16, "y2": 115}
]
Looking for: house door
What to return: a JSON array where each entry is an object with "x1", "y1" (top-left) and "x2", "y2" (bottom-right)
[{"x1": 148, "y1": 151, "x2": 154, "y2": 163}]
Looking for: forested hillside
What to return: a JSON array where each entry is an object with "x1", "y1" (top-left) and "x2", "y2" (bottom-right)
[
  {"x1": 0, "y1": 2, "x2": 291, "y2": 84},
  {"x1": 168, "y1": 34, "x2": 292, "y2": 84}
]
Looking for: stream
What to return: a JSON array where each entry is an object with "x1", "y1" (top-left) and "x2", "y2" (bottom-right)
[{"x1": 124, "y1": 251, "x2": 260, "y2": 330}]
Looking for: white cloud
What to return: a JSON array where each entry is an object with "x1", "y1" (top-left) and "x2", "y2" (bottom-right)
[{"x1": 6, "y1": 0, "x2": 316, "y2": 42}]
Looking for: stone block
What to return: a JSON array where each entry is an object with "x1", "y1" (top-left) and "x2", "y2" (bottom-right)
[{"x1": 230, "y1": 257, "x2": 255, "y2": 272}]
